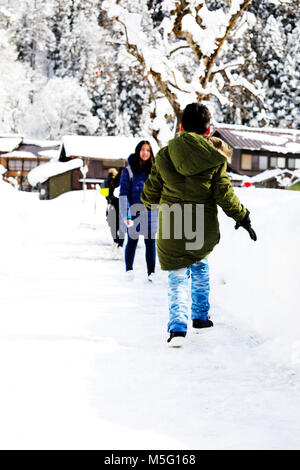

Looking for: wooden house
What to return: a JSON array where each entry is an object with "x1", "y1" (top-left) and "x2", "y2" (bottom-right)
[
  {"x1": 27, "y1": 158, "x2": 83, "y2": 200},
  {"x1": 0, "y1": 136, "x2": 61, "y2": 190},
  {"x1": 60, "y1": 135, "x2": 159, "y2": 190},
  {"x1": 0, "y1": 136, "x2": 22, "y2": 185},
  {"x1": 27, "y1": 135, "x2": 159, "y2": 199},
  {"x1": 212, "y1": 125, "x2": 300, "y2": 178}
]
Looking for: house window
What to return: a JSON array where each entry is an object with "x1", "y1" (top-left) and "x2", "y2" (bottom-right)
[
  {"x1": 287, "y1": 158, "x2": 300, "y2": 170},
  {"x1": 23, "y1": 160, "x2": 38, "y2": 171},
  {"x1": 259, "y1": 156, "x2": 268, "y2": 170},
  {"x1": 270, "y1": 157, "x2": 277, "y2": 168},
  {"x1": 252, "y1": 155, "x2": 259, "y2": 169},
  {"x1": 288, "y1": 158, "x2": 295, "y2": 169},
  {"x1": 8, "y1": 160, "x2": 22, "y2": 171},
  {"x1": 241, "y1": 153, "x2": 252, "y2": 170},
  {"x1": 270, "y1": 157, "x2": 286, "y2": 168}
]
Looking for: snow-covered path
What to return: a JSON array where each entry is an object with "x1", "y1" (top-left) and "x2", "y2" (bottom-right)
[{"x1": 0, "y1": 187, "x2": 300, "y2": 450}]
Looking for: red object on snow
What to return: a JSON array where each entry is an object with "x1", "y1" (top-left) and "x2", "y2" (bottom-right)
[{"x1": 244, "y1": 181, "x2": 253, "y2": 187}]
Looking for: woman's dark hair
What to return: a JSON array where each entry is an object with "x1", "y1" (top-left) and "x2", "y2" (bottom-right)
[
  {"x1": 131, "y1": 140, "x2": 155, "y2": 175},
  {"x1": 181, "y1": 103, "x2": 211, "y2": 134}
]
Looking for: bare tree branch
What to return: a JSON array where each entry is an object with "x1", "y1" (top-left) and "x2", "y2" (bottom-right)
[
  {"x1": 115, "y1": 17, "x2": 145, "y2": 67},
  {"x1": 167, "y1": 45, "x2": 190, "y2": 57}
]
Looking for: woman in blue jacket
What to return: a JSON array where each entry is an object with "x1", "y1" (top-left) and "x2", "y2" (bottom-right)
[{"x1": 119, "y1": 140, "x2": 158, "y2": 281}]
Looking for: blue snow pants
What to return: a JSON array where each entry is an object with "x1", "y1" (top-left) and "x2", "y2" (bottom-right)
[{"x1": 168, "y1": 258, "x2": 210, "y2": 332}]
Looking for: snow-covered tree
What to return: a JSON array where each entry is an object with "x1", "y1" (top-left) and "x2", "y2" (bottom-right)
[
  {"x1": 282, "y1": 22, "x2": 300, "y2": 128},
  {"x1": 236, "y1": 0, "x2": 300, "y2": 128},
  {"x1": 1, "y1": 0, "x2": 298, "y2": 141},
  {"x1": 48, "y1": 0, "x2": 101, "y2": 81},
  {"x1": 14, "y1": 0, "x2": 55, "y2": 75},
  {"x1": 1, "y1": 1, "x2": 101, "y2": 138},
  {"x1": 47, "y1": 0, "x2": 73, "y2": 77},
  {"x1": 103, "y1": 0, "x2": 264, "y2": 144},
  {"x1": 91, "y1": 3, "x2": 152, "y2": 137},
  {"x1": 0, "y1": 28, "x2": 32, "y2": 134},
  {"x1": 20, "y1": 77, "x2": 98, "y2": 139}
]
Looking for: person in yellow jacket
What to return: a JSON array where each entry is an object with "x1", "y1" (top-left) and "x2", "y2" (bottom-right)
[{"x1": 101, "y1": 167, "x2": 124, "y2": 254}]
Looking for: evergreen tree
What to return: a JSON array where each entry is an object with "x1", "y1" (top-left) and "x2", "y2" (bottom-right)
[
  {"x1": 14, "y1": 0, "x2": 55, "y2": 75},
  {"x1": 48, "y1": 0, "x2": 72, "y2": 77},
  {"x1": 0, "y1": 28, "x2": 32, "y2": 134},
  {"x1": 218, "y1": 0, "x2": 300, "y2": 128}
]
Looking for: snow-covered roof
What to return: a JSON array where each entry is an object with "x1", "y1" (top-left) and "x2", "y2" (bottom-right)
[
  {"x1": 28, "y1": 158, "x2": 83, "y2": 186},
  {"x1": 62, "y1": 135, "x2": 159, "y2": 160},
  {"x1": 0, "y1": 137, "x2": 23, "y2": 153},
  {"x1": 3, "y1": 151, "x2": 37, "y2": 159},
  {"x1": 247, "y1": 168, "x2": 293, "y2": 183},
  {"x1": 22, "y1": 139, "x2": 61, "y2": 147},
  {"x1": 38, "y1": 149, "x2": 61, "y2": 160},
  {"x1": 214, "y1": 125, "x2": 300, "y2": 155},
  {"x1": 2, "y1": 146, "x2": 60, "y2": 160}
]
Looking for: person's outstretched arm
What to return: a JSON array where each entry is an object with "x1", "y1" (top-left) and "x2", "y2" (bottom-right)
[{"x1": 212, "y1": 162, "x2": 257, "y2": 241}]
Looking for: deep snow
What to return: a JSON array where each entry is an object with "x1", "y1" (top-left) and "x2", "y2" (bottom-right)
[{"x1": 0, "y1": 180, "x2": 300, "y2": 450}]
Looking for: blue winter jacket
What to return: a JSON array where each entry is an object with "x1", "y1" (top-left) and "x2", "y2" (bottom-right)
[{"x1": 119, "y1": 154, "x2": 158, "y2": 237}]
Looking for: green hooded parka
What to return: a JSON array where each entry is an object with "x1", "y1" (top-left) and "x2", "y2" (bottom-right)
[{"x1": 141, "y1": 132, "x2": 247, "y2": 271}]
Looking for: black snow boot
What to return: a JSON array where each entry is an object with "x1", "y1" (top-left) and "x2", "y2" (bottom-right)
[
  {"x1": 167, "y1": 331, "x2": 186, "y2": 347},
  {"x1": 192, "y1": 319, "x2": 214, "y2": 329}
]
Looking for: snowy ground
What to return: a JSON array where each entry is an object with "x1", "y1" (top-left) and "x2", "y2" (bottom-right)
[{"x1": 0, "y1": 180, "x2": 300, "y2": 450}]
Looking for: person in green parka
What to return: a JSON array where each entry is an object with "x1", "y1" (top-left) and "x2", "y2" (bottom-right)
[{"x1": 141, "y1": 103, "x2": 257, "y2": 347}]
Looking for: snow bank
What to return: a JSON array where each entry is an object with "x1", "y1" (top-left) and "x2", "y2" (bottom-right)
[
  {"x1": 210, "y1": 187, "x2": 300, "y2": 370},
  {"x1": 0, "y1": 179, "x2": 38, "y2": 272}
]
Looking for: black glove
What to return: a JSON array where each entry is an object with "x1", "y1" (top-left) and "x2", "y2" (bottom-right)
[{"x1": 235, "y1": 210, "x2": 257, "y2": 241}]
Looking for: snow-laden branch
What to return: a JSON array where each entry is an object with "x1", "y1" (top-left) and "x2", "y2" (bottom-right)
[
  {"x1": 201, "y1": 0, "x2": 252, "y2": 88},
  {"x1": 210, "y1": 58, "x2": 245, "y2": 78},
  {"x1": 223, "y1": 69, "x2": 265, "y2": 107},
  {"x1": 104, "y1": 0, "x2": 258, "y2": 143}
]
